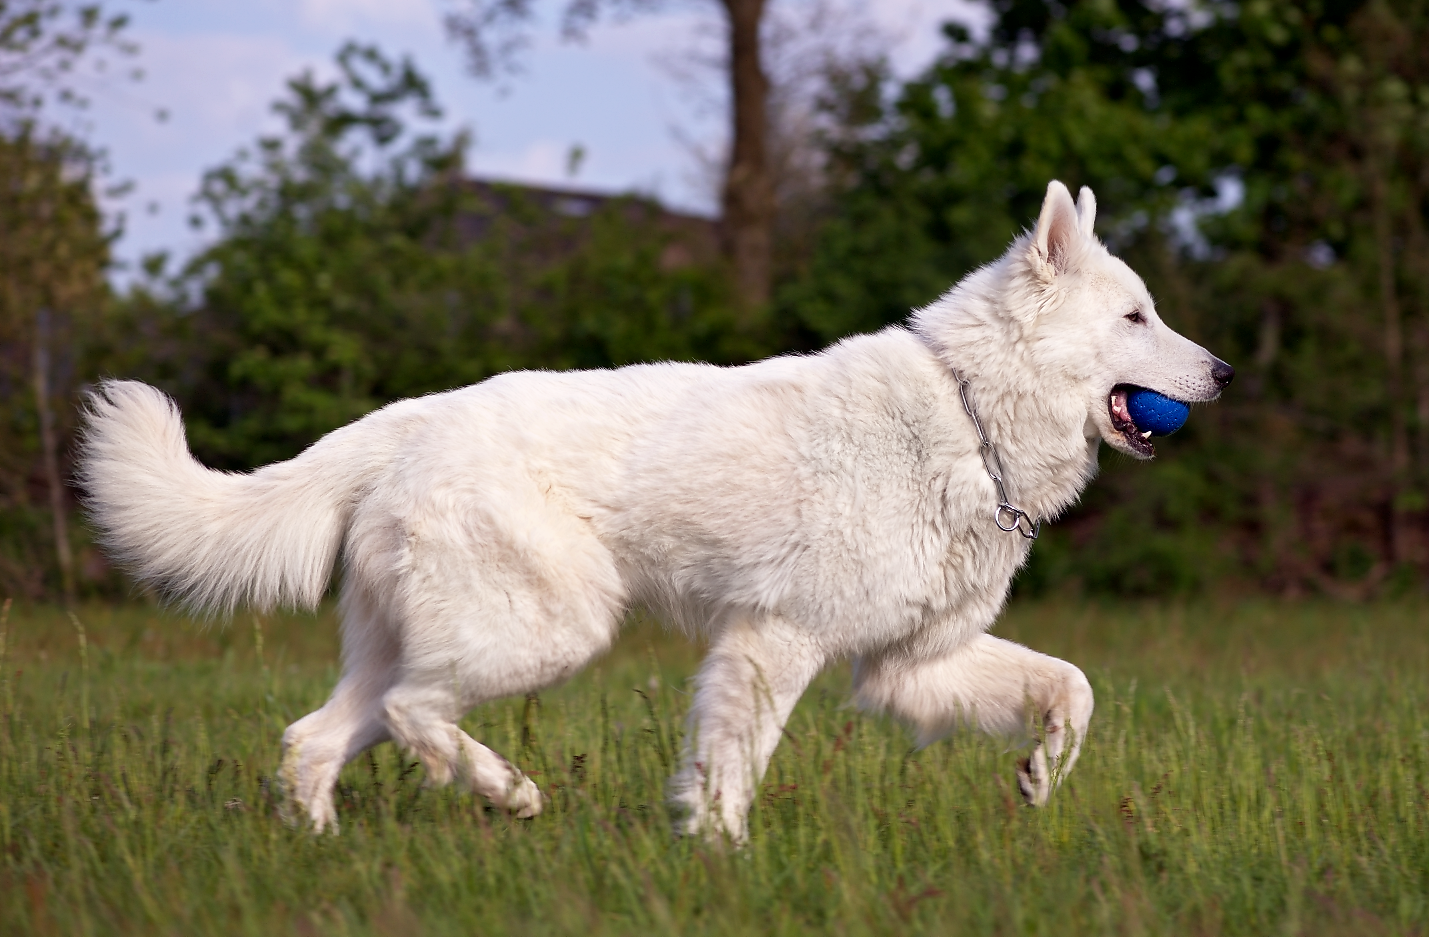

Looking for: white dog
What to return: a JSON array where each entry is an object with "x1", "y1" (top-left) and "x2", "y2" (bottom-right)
[{"x1": 81, "y1": 181, "x2": 1232, "y2": 840}]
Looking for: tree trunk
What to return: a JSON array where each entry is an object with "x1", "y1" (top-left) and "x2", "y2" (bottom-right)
[
  {"x1": 33, "y1": 306, "x2": 75, "y2": 607},
  {"x1": 1369, "y1": 163, "x2": 1409, "y2": 565},
  {"x1": 719, "y1": 0, "x2": 773, "y2": 312}
]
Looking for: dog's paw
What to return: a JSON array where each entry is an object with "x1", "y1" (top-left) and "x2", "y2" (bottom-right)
[
  {"x1": 667, "y1": 797, "x2": 703, "y2": 839},
  {"x1": 278, "y1": 796, "x2": 339, "y2": 833},
  {"x1": 1015, "y1": 753, "x2": 1049, "y2": 807},
  {"x1": 504, "y1": 775, "x2": 546, "y2": 819},
  {"x1": 275, "y1": 747, "x2": 341, "y2": 832}
]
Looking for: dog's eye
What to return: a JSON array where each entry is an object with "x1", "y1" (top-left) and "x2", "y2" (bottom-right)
[{"x1": 1124, "y1": 310, "x2": 1145, "y2": 324}]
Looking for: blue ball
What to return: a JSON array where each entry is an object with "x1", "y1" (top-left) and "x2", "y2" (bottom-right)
[{"x1": 1125, "y1": 388, "x2": 1190, "y2": 436}]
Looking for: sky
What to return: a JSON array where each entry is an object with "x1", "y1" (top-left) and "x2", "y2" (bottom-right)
[{"x1": 80, "y1": 0, "x2": 982, "y2": 277}]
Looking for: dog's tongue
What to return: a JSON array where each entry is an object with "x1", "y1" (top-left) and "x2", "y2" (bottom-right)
[{"x1": 1110, "y1": 388, "x2": 1132, "y2": 426}]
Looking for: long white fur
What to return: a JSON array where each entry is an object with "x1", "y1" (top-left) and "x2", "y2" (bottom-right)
[{"x1": 81, "y1": 181, "x2": 1229, "y2": 840}]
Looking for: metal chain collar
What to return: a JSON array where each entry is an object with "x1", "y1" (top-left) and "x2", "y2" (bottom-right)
[{"x1": 951, "y1": 368, "x2": 1042, "y2": 540}]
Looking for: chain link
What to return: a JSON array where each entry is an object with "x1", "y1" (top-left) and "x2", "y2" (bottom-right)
[{"x1": 951, "y1": 369, "x2": 1042, "y2": 540}]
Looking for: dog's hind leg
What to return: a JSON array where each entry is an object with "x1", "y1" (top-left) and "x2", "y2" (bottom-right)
[
  {"x1": 854, "y1": 633, "x2": 1094, "y2": 806},
  {"x1": 279, "y1": 589, "x2": 399, "y2": 832},
  {"x1": 668, "y1": 615, "x2": 825, "y2": 843},
  {"x1": 362, "y1": 470, "x2": 625, "y2": 819},
  {"x1": 380, "y1": 682, "x2": 544, "y2": 817}
]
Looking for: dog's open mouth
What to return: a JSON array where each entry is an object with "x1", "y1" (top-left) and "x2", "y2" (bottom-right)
[{"x1": 1108, "y1": 385, "x2": 1156, "y2": 457}]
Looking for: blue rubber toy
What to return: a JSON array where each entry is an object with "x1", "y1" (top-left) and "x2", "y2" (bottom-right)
[{"x1": 1126, "y1": 388, "x2": 1190, "y2": 436}]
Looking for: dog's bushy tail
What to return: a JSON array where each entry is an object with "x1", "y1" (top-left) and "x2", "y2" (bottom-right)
[{"x1": 80, "y1": 380, "x2": 376, "y2": 614}]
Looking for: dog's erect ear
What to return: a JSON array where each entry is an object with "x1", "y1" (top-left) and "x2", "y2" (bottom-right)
[
  {"x1": 1076, "y1": 186, "x2": 1096, "y2": 238},
  {"x1": 1032, "y1": 180, "x2": 1082, "y2": 278}
]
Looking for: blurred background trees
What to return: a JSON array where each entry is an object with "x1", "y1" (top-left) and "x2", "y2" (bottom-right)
[
  {"x1": 3, "y1": 0, "x2": 1429, "y2": 602},
  {"x1": 117, "y1": 41, "x2": 737, "y2": 471},
  {"x1": 442, "y1": 0, "x2": 788, "y2": 317},
  {"x1": 443, "y1": 0, "x2": 782, "y2": 313},
  {"x1": 1, "y1": 2, "x2": 127, "y2": 602},
  {"x1": 0, "y1": 126, "x2": 106, "y2": 603}
]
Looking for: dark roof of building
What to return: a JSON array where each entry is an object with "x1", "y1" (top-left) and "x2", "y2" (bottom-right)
[{"x1": 456, "y1": 178, "x2": 720, "y2": 271}]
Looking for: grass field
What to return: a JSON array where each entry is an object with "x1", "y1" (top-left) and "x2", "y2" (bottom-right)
[{"x1": 1, "y1": 597, "x2": 1426, "y2": 935}]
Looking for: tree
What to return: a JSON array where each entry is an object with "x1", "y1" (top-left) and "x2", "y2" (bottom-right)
[
  {"x1": 0, "y1": 1, "x2": 130, "y2": 603},
  {"x1": 0, "y1": 0, "x2": 132, "y2": 115},
  {"x1": 443, "y1": 0, "x2": 777, "y2": 312},
  {"x1": 110, "y1": 43, "x2": 737, "y2": 470},
  {"x1": 0, "y1": 129, "x2": 110, "y2": 602},
  {"x1": 783, "y1": 10, "x2": 1207, "y2": 343},
  {"x1": 162, "y1": 42, "x2": 479, "y2": 466}
]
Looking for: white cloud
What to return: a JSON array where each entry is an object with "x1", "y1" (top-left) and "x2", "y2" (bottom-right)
[
  {"x1": 295, "y1": 0, "x2": 442, "y2": 35},
  {"x1": 88, "y1": 28, "x2": 325, "y2": 277},
  {"x1": 99, "y1": 29, "x2": 317, "y2": 155}
]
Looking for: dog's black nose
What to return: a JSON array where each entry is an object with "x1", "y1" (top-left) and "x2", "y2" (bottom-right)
[{"x1": 1210, "y1": 359, "x2": 1235, "y2": 387}]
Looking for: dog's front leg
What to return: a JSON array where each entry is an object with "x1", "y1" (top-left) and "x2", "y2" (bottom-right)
[
  {"x1": 669, "y1": 615, "x2": 824, "y2": 843},
  {"x1": 854, "y1": 633, "x2": 1094, "y2": 805}
]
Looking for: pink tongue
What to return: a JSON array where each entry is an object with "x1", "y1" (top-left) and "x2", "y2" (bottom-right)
[{"x1": 1111, "y1": 390, "x2": 1131, "y2": 422}]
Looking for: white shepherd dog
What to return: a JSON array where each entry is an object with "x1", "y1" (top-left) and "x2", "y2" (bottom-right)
[{"x1": 81, "y1": 181, "x2": 1232, "y2": 840}]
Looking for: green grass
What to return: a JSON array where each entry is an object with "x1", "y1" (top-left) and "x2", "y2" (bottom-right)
[{"x1": 1, "y1": 597, "x2": 1427, "y2": 935}]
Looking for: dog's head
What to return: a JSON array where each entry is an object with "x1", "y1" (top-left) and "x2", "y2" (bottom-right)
[{"x1": 1014, "y1": 180, "x2": 1233, "y2": 459}]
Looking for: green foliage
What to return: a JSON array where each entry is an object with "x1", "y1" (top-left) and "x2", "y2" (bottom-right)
[
  {"x1": 0, "y1": 1, "x2": 137, "y2": 602},
  {"x1": 113, "y1": 43, "x2": 737, "y2": 470},
  {"x1": 0, "y1": 124, "x2": 108, "y2": 600},
  {"x1": 2, "y1": 599, "x2": 1427, "y2": 933},
  {"x1": 169, "y1": 43, "x2": 473, "y2": 465},
  {"x1": 0, "y1": 0, "x2": 133, "y2": 114},
  {"x1": 781, "y1": 9, "x2": 1209, "y2": 343}
]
